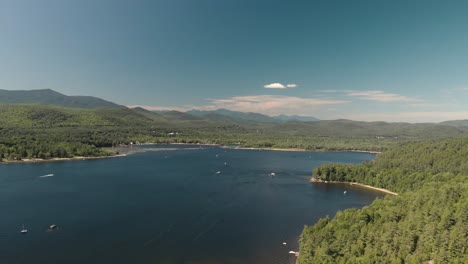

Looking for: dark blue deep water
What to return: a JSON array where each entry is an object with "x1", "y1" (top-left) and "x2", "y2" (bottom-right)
[{"x1": 0, "y1": 145, "x2": 383, "y2": 264}]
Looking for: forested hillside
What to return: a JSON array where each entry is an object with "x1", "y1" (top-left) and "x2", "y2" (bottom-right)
[
  {"x1": 299, "y1": 137, "x2": 468, "y2": 263},
  {"x1": 0, "y1": 105, "x2": 154, "y2": 128},
  {"x1": 1, "y1": 103, "x2": 468, "y2": 161},
  {"x1": 0, "y1": 89, "x2": 122, "y2": 108},
  {"x1": 440, "y1": 119, "x2": 468, "y2": 127},
  {"x1": 312, "y1": 136, "x2": 468, "y2": 192}
]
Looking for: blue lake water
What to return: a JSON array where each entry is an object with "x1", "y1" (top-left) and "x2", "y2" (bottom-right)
[{"x1": 0, "y1": 145, "x2": 383, "y2": 264}]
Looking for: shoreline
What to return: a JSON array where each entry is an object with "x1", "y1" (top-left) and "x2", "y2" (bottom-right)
[
  {"x1": 0, "y1": 153, "x2": 127, "y2": 164},
  {"x1": 221, "y1": 146, "x2": 381, "y2": 154},
  {"x1": 310, "y1": 177, "x2": 398, "y2": 195},
  {"x1": 0, "y1": 143, "x2": 381, "y2": 164},
  {"x1": 131, "y1": 142, "x2": 382, "y2": 154},
  {"x1": 226, "y1": 146, "x2": 310, "y2": 152}
]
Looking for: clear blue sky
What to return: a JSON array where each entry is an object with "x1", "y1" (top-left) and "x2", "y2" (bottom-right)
[{"x1": 1, "y1": 0, "x2": 468, "y2": 122}]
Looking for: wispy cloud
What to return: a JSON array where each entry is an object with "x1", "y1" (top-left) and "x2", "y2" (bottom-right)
[
  {"x1": 264, "y1": 83, "x2": 297, "y2": 89},
  {"x1": 407, "y1": 103, "x2": 439, "y2": 108},
  {"x1": 338, "y1": 111, "x2": 468, "y2": 123},
  {"x1": 130, "y1": 95, "x2": 348, "y2": 116},
  {"x1": 346, "y1": 90, "x2": 422, "y2": 102},
  {"x1": 317, "y1": 90, "x2": 341, "y2": 93},
  {"x1": 318, "y1": 89, "x2": 422, "y2": 102},
  {"x1": 318, "y1": 90, "x2": 423, "y2": 102},
  {"x1": 199, "y1": 95, "x2": 348, "y2": 115}
]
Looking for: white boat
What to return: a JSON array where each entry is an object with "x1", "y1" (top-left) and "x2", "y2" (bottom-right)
[
  {"x1": 20, "y1": 224, "x2": 28, "y2": 234},
  {"x1": 216, "y1": 171, "x2": 221, "y2": 174},
  {"x1": 39, "y1": 174, "x2": 54, "y2": 178},
  {"x1": 49, "y1": 224, "x2": 57, "y2": 229},
  {"x1": 282, "y1": 242, "x2": 287, "y2": 245},
  {"x1": 269, "y1": 172, "x2": 276, "y2": 176},
  {"x1": 344, "y1": 191, "x2": 347, "y2": 194}
]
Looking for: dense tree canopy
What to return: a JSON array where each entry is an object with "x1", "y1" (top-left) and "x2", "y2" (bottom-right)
[
  {"x1": 1, "y1": 104, "x2": 438, "y2": 161},
  {"x1": 299, "y1": 136, "x2": 468, "y2": 263}
]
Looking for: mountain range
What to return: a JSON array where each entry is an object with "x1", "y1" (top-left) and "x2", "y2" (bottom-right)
[
  {"x1": 187, "y1": 109, "x2": 320, "y2": 123},
  {"x1": 0, "y1": 89, "x2": 467, "y2": 131}
]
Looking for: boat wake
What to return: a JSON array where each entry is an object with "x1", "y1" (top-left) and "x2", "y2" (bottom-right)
[{"x1": 39, "y1": 174, "x2": 55, "y2": 178}]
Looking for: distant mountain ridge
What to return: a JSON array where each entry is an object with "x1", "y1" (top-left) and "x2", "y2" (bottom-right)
[
  {"x1": 187, "y1": 109, "x2": 319, "y2": 123},
  {"x1": 439, "y1": 119, "x2": 468, "y2": 127},
  {"x1": 1, "y1": 89, "x2": 464, "y2": 129},
  {"x1": 187, "y1": 109, "x2": 278, "y2": 123},
  {"x1": 273, "y1": 114, "x2": 319, "y2": 122},
  {"x1": 0, "y1": 89, "x2": 123, "y2": 109},
  {"x1": 0, "y1": 103, "x2": 466, "y2": 140}
]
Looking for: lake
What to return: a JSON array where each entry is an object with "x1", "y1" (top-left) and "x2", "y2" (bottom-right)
[{"x1": 0, "y1": 145, "x2": 383, "y2": 264}]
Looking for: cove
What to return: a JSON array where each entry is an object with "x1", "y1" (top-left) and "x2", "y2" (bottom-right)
[{"x1": 0, "y1": 145, "x2": 384, "y2": 264}]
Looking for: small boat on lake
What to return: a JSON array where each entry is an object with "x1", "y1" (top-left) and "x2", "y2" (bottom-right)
[
  {"x1": 344, "y1": 190, "x2": 347, "y2": 194},
  {"x1": 39, "y1": 174, "x2": 54, "y2": 178},
  {"x1": 49, "y1": 224, "x2": 57, "y2": 229},
  {"x1": 269, "y1": 172, "x2": 276, "y2": 176},
  {"x1": 216, "y1": 171, "x2": 221, "y2": 174},
  {"x1": 20, "y1": 225, "x2": 28, "y2": 234}
]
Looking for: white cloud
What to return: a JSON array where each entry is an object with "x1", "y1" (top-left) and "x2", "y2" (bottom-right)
[
  {"x1": 337, "y1": 111, "x2": 468, "y2": 123},
  {"x1": 407, "y1": 103, "x2": 439, "y2": 108},
  {"x1": 128, "y1": 95, "x2": 348, "y2": 115},
  {"x1": 131, "y1": 95, "x2": 348, "y2": 116},
  {"x1": 264, "y1": 83, "x2": 286, "y2": 89},
  {"x1": 199, "y1": 95, "x2": 348, "y2": 115},
  {"x1": 317, "y1": 90, "x2": 422, "y2": 102},
  {"x1": 346, "y1": 90, "x2": 422, "y2": 102},
  {"x1": 317, "y1": 90, "x2": 341, "y2": 93},
  {"x1": 264, "y1": 83, "x2": 297, "y2": 89}
]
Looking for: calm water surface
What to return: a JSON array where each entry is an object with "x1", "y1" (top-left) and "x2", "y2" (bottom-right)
[{"x1": 0, "y1": 145, "x2": 383, "y2": 264}]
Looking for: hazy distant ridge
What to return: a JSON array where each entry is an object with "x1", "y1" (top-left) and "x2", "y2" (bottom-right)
[
  {"x1": 273, "y1": 114, "x2": 320, "y2": 122},
  {"x1": 187, "y1": 109, "x2": 319, "y2": 123},
  {"x1": 439, "y1": 119, "x2": 468, "y2": 127}
]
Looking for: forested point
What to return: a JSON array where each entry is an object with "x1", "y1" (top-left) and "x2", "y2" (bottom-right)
[{"x1": 299, "y1": 136, "x2": 468, "y2": 263}]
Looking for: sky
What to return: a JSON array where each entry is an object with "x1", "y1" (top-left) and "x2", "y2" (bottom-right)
[{"x1": 1, "y1": 0, "x2": 468, "y2": 122}]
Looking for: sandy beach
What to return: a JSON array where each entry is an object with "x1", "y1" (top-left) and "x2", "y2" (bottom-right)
[{"x1": 310, "y1": 177, "x2": 398, "y2": 195}]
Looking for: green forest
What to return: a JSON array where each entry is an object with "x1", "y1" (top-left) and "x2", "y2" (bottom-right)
[
  {"x1": 1, "y1": 104, "x2": 467, "y2": 161},
  {"x1": 298, "y1": 136, "x2": 468, "y2": 263}
]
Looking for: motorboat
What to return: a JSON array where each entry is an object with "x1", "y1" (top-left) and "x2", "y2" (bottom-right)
[{"x1": 20, "y1": 225, "x2": 28, "y2": 234}]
